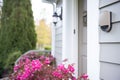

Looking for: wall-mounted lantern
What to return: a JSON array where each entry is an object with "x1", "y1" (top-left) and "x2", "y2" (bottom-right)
[
  {"x1": 52, "y1": 12, "x2": 58, "y2": 25},
  {"x1": 52, "y1": 7, "x2": 62, "y2": 25},
  {"x1": 99, "y1": 11, "x2": 112, "y2": 32}
]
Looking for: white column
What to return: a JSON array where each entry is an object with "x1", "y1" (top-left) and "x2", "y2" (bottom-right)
[
  {"x1": 63, "y1": 0, "x2": 78, "y2": 77},
  {"x1": 87, "y1": 0, "x2": 100, "y2": 80},
  {"x1": 51, "y1": 3, "x2": 56, "y2": 56},
  {"x1": 51, "y1": 24, "x2": 55, "y2": 56}
]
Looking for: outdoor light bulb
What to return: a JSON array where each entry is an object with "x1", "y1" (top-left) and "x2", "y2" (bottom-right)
[{"x1": 53, "y1": 16, "x2": 57, "y2": 24}]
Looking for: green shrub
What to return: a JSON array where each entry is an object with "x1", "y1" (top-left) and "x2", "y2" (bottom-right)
[
  {"x1": 3, "y1": 51, "x2": 22, "y2": 77},
  {"x1": 0, "y1": 0, "x2": 36, "y2": 77},
  {"x1": 0, "y1": 64, "x2": 4, "y2": 78},
  {"x1": 44, "y1": 46, "x2": 51, "y2": 50}
]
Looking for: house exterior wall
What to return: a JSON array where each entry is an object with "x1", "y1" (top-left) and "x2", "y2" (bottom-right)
[
  {"x1": 43, "y1": 0, "x2": 100, "y2": 79},
  {"x1": 41, "y1": 0, "x2": 63, "y2": 65},
  {"x1": 54, "y1": 20, "x2": 62, "y2": 65},
  {"x1": 99, "y1": 1, "x2": 120, "y2": 80},
  {"x1": 54, "y1": 1, "x2": 63, "y2": 65},
  {"x1": 48, "y1": 0, "x2": 79, "y2": 75}
]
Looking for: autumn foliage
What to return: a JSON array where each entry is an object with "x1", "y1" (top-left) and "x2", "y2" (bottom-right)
[{"x1": 35, "y1": 19, "x2": 51, "y2": 49}]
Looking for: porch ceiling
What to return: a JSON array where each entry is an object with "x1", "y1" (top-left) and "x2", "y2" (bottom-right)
[
  {"x1": 42, "y1": 0, "x2": 61, "y2": 4},
  {"x1": 42, "y1": 0, "x2": 57, "y2": 3}
]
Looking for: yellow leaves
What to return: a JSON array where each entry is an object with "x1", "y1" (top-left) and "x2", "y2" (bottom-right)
[{"x1": 35, "y1": 19, "x2": 51, "y2": 48}]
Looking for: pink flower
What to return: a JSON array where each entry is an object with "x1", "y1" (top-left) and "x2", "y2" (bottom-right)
[
  {"x1": 57, "y1": 64, "x2": 65, "y2": 70},
  {"x1": 81, "y1": 73, "x2": 88, "y2": 79},
  {"x1": 40, "y1": 55, "x2": 45, "y2": 60},
  {"x1": 14, "y1": 65, "x2": 19, "y2": 72},
  {"x1": 16, "y1": 74, "x2": 21, "y2": 80},
  {"x1": 31, "y1": 59, "x2": 43, "y2": 71},
  {"x1": 67, "y1": 65, "x2": 75, "y2": 73},
  {"x1": 57, "y1": 64, "x2": 69, "y2": 74},
  {"x1": 44, "y1": 57, "x2": 51, "y2": 64},
  {"x1": 52, "y1": 70, "x2": 62, "y2": 78},
  {"x1": 11, "y1": 52, "x2": 87, "y2": 80},
  {"x1": 25, "y1": 58, "x2": 31, "y2": 64},
  {"x1": 24, "y1": 64, "x2": 31, "y2": 72},
  {"x1": 21, "y1": 71, "x2": 30, "y2": 79},
  {"x1": 72, "y1": 76, "x2": 77, "y2": 80}
]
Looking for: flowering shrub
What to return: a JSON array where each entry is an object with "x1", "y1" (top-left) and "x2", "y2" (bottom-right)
[{"x1": 10, "y1": 52, "x2": 89, "y2": 80}]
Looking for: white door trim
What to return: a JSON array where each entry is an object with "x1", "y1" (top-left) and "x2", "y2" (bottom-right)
[
  {"x1": 62, "y1": 0, "x2": 78, "y2": 77},
  {"x1": 87, "y1": 0, "x2": 100, "y2": 80}
]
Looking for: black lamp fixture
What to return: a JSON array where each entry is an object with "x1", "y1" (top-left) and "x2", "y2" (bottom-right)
[{"x1": 52, "y1": 7, "x2": 62, "y2": 25}]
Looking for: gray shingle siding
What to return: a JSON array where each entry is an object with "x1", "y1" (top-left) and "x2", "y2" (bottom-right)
[{"x1": 99, "y1": 1, "x2": 120, "y2": 80}]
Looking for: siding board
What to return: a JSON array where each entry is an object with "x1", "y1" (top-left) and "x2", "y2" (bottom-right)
[
  {"x1": 100, "y1": 2, "x2": 120, "y2": 22},
  {"x1": 54, "y1": 52, "x2": 62, "y2": 64},
  {"x1": 100, "y1": 44, "x2": 120, "y2": 64},
  {"x1": 55, "y1": 41, "x2": 62, "y2": 47},
  {"x1": 55, "y1": 33, "x2": 62, "y2": 38},
  {"x1": 99, "y1": 1, "x2": 120, "y2": 80},
  {"x1": 54, "y1": 7, "x2": 62, "y2": 65},
  {"x1": 99, "y1": 23, "x2": 120, "y2": 42},
  {"x1": 55, "y1": 27, "x2": 62, "y2": 34},
  {"x1": 100, "y1": 62, "x2": 120, "y2": 80},
  {"x1": 99, "y1": 0, "x2": 119, "y2": 8}
]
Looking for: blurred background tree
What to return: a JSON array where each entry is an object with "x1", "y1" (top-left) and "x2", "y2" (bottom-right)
[
  {"x1": 0, "y1": 0, "x2": 36, "y2": 77},
  {"x1": 35, "y1": 19, "x2": 51, "y2": 50}
]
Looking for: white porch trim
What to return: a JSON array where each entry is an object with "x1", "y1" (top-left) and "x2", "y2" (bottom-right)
[
  {"x1": 62, "y1": 0, "x2": 78, "y2": 77},
  {"x1": 87, "y1": 0, "x2": 100, "y2": 80}
]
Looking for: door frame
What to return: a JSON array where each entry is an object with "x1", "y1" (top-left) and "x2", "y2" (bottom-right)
[{"x1": 87, "y1": 0, "x2": 100, "y2": 80}]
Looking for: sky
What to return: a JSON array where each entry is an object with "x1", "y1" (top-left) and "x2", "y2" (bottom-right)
[{"x1": 31, "y1": 0, "x2": 53, "y2": 25}]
